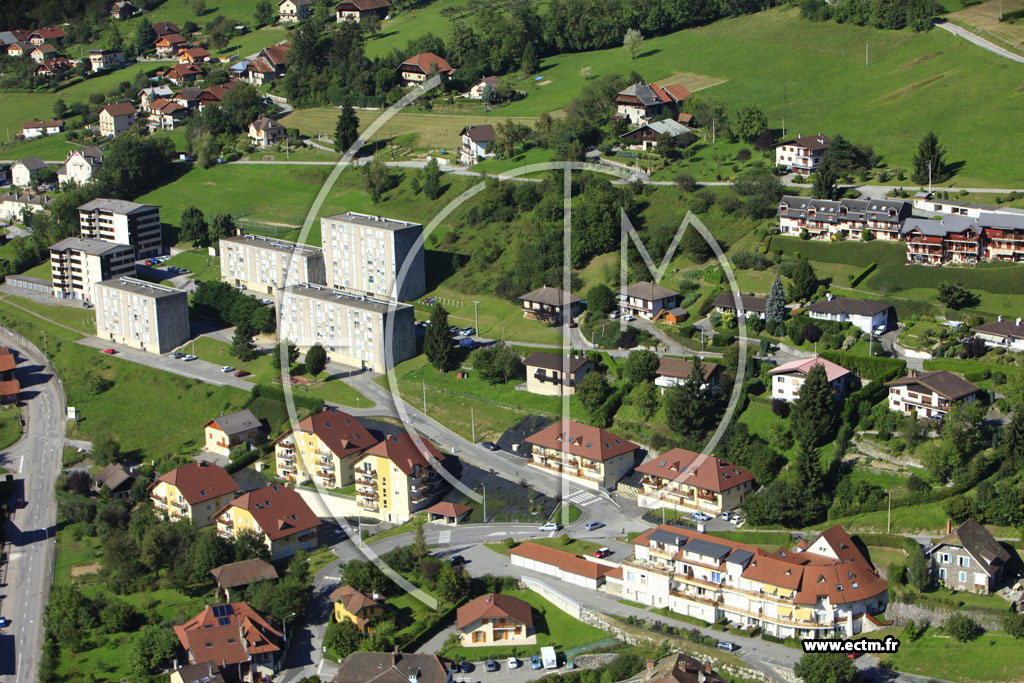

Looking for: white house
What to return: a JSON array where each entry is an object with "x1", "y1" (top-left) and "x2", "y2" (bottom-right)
[
  {"x1": 654, "y1": 356, "x2": 722, "y2": 394},
  {"x1": 774, "y1": 134, "x2": 831, "y2": 176},
  {"x1": 0, "y1": 191, "x2": 53, "y2": 222},
  {"x1": 21, "y1": 119, "x2": 64, "y2": 138},
  {"x1": 278, "y1": 0, "x2": 312, "y2": 22},
  {"x1": 466, "y1": 76, "x2": 500, "y2": 100},
  {"x1": 805, "y1": 295, "x2": 893, "y2": 334},
  {"x1": 11, "y1": 158, "x2": 47, "y2": 187},
  {"x1": 57, "y1": 147, "x2": 103, "y2": 186},
  {"x1": 712, "y1": 293, "x2": 767, "y2": 320},
  {"x1": 459, "y1": 124, "x2": 494, "y2": 165},
  {"x1": 973, "y1": 317, "x2": 1024, "y2": 351},
  {"x1": 768, "y1": 356, "x2": 851, "y2": 402},
  {"x1": 617, "y1": 281, "x2": 679, "y2": 320},
  {"x1": 885, "y1": 370, "x2": 981, "y2": 420}
]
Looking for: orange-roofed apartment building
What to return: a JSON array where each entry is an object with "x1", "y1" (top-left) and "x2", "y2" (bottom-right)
[
  {"x1": 274, "y1": 406, "x2": 377, "y2": 489},
  {"x1": 149, "y1": 461, "x2": 242, "y2": 528},
  {"x1": 636, "y1": 449, "x2": 755, "y2": 517},
  {"x1": 621, "y1": 524, "x2": 888, "y2": 639},
  {"x1": 330, "y1": 585, "x2": 385, "y2": 632},
  {"x1": 767, "y1": 356, "x2": 852, "y2": 403},
  {"x1": 214, "y1": 483, "x2": 320, "y2": 560},
  {"x1": 174, "y1": 602, "x2": 282, "y2": 681},
  {"x1": 352, "y1": 432, "x2": 447, "y2": 523},
  {"x1": 457, "y1": 593, "x2": 536, "y2": 647},
  {"x1": 525, "y1": 421, "x2": 639, "y2": 490}
]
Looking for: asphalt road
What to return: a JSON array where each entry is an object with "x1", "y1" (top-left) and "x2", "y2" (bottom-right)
[
  {"x1": 933, "y1": 19, "x2": 1024, "y2": 64},
  {"x1": 0, "y1": 328, "x2": 66, "y2": 683}
]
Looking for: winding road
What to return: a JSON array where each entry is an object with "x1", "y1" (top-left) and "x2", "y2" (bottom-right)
[{"x1": 933, "y1": 19, "x2": 1024, "y2": 65}]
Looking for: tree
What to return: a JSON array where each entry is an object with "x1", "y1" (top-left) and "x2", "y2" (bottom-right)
[
  {"x1": 586, "y1": 283, "x2": 615, "y2": 317},
  {"x1": 422, "y1": 157, "x2": 442, "y2": 200},
  {"x1": 220, "y1": 83, "x2": 263, "y2": 133},
  {"x1": 53, "y1": 98, "x2": 66, "y2": 119},
  {"x1": 812, "y1": 164, "x2": 840, "y2": 200},
  {"x1": 270, "y1": 339, "x2": 299, "y2": 371},
  {"x1": 254, "y1": 0, "x2": 275, "y2": 26},
  {"x1": 44, "y1": 586, "x2": 96, "y2": 652},
  {"x1": 334, "y1": 104, "x2": 359, "y2": 153},
  {"x1": 424, "y1": 304, "x2": 454, "y2": 371},
  {"x1": 733, "y1": 106, "x2": 768, "y2": 144},
  {"x1": 791, "y1": 363, "x2": 836, "y2": 452},
  {"x1": 472, "y1": 342, "x2": 521, "y2": 384},
  {"x1": 766, "y1": 273, "x2": 787, "y2": 323},
  {"x1": 622, "y1": 28, "x2": 643, "y2": 59},
  {"x1": 906, "y1": 544, "x2": 931, "y2": 591},
  {"x1": 521, "y1": 41, "x2": 539, "y2": 75},
  {"x1": 208, "y1": 213, "x2": 236, "y2": 243},
  {"x1": 92, "y1": 433, "x2": 122, "y2": 467},
  {"x1": 577, "y1": 371, "x2": 611, "y2": 413},
  {"x1": 362, "y1": 157, "x2": 400, "y2": 201},
  {"x1": 1004, "y1": 612, "x2": 1024, "y2": 640},
  {"x1": 945, "y1": 613, "x2": 983, "y2": 642},
  {"x1": 630, "y1": 381, "x2": 659, "y2": 420},
  {"x1": 362, "y1": 13, "x2": 382, "y2": 38},
  {"x1": 340, "y1": 559, "x2": 389, "y2": 595},
  {"x1": 233, "y1": 529, "x2": 272, "y2": 562},
  {"x1": 436, "y1": 563, "x2": 470, "y2": 603},
  {"x1": 788, "y1": 258, "x2": 818, "y2": 301},
  {"x1": 663, "y1": 357, "x2": 712, "y2": 439},
  {"x1": 305, "y1": 343, "x2": 327, "y2": 379},
  {"x1": 95, "y1": 133, "x2": 175, "y2": 198},
  {"x1": 189, "y1": 0, "x2": 206, "y2": 15},
  {"x1": 67, "y1": 470, "x2": 92, "y2": 495},
  {"x1": 130, "y1": 625, "x2": 179, "y2": 675},
  {"x1": 230, "y1": 322, "x2": 257, "y2": 361},
  {"x1": 134, "y1": 20, "x2": 157, "y2": 53},
  {"x1": 937, "y1": 282, "x2": 977, "y2": 310},
  {"x1": 912, "y1": 131, "x2": 948, "y2": 186},
  {"x1": 323, "y1": 618, "x2": 362, "y2": 657},
  {"x1": 623, "y1": 349, "x2": 659, "y2": 384},
  {"x1": 680, "y1": 224, "x2": 713, "y2": 263},
  {"x1": 675, "y1": 173, "x2": 698, "y2": 192},
  {"x1": 180, "y1": 205, "x2": 209, "y2": 248},
  {"x1": 793, "y1": 652, "x2": 857, "y2": 683}
]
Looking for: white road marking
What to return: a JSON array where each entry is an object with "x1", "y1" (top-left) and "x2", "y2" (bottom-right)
[{"x1": 438, "y1": 530, "x2": 452, "y2": 544}]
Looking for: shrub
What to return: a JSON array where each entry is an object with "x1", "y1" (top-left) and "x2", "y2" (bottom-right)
[{"x1": 945, "y1": 613, "x2": 983, "y2": 642}]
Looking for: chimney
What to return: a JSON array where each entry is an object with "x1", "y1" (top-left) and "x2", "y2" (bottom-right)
[
  {"x1": 392, "y1": 645, "x2": 399, "y2": 666},
  {"x1": 646, "y1": 660, "x2": 655, "y2": 670},
  {"x1": 705, "y1": 662, "x2": 713, "y2": 673},
  {"x1": 947, "y1": 519, "x2": 952, "y2": 534}
]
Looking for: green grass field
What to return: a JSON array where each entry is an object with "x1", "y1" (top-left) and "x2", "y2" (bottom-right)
[
  {"x1": 0, "y1": 404, "x2": 21, "y2": 450},
  {"x1": 3, "y1": 295, "x2": 96, "y2": 334},
  {"x1": 886, "y1": 630, "x2": 1024, "y2": 682},
  {"x1": 162, "y1": 249, "x2": 221, "y2": 283}
]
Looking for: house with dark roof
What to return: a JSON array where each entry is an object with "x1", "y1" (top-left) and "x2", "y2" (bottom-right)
[
  {"x1": 712, "y1": 292, "x2": 768, "y2": 320},
  {"x1": 633, "y1": 653, "x2": 728, "y2": 683},
  {"x1": 330, "y1": 584, "x2": 385, "y2": 631},
  {"x1": 885, "y1": 370, "x2": 981, "y2": 420},
  {"x1": 11, "y1": 157, "x2": 47, "y2": 187},
  {"x1": 974, "y1": 317, "x2": 1024, "y2": 351},
  {"x1": 154, "y1": 32, "x2": 187, "y2": 56},
  {"x1": 351, "y1": 432, "x2": 447, "y2": 523},
  {"x1": 98, "y1": 101, "x2": 137, "y2": 138},
  {"x1": 925, "y1": 520, "x2": 1010, "y2": 594},
  {"x1": 204, "y1": 409, "x2": 264, "y2": 457},
  {"x1": 168, "y1": 662, "x2": 225, "y2": 683},
  {"x1": 423, "y1": 500, "x2": 472, "y2": 524},
  {"x1": 519, "y1": 285, "x2": 583, "y2": 324},
  {"x1": 523, "y1": 352, "x2": 595, "y2": 396},
  {"x1": 333, "y1": 652, "x2": 451, "y2": 683},
  {"x1": 210, "y1": 558, "x2": 279, "y2": 601},
  {"x1": 778, "y1": 195, "x2": 911, "y2": 241},
  {"x1": 620, "y1": 119, "x2": 694, "y2": 151},
  {"x1": 57, "y1": 146, "x2": 103, "y2": 186},
  {"x1": 804, "y1": 294, "x2": 894, "y2": 334},
  {"x1": 902, "y1": 212, "x2": 1024, "y2": 265},
  {"x1": 92, "y1": 463, "x2": 136, "y2": 499},
  {"x1": 467, "y1": 75, "x2": 501, "y2": 100},
  {"x1": 335, "y1": 0, "x2": 391, "y2": 22},
  {"x1": 20, "y1": 119, "x2": 64, "y2": 139},
  {"x1": 109, "y1": 1, "x2": 139, "y2": 20},
  {"x1": 397, "y1": 52, "x2": 454, "y2": 86},
  {"x1": 149, "y1": 461, "x2": 242, "y2": 528},
  {"x1": 174, "y1": 602, "x2": 282, "y2": 679},
  {"x1": 525, "y1": 421, "x2": 639, "y2": 490},
  {"x1": 618, "y1": 281, "x2": 679, "y2": 320},
  {"x1": 274, "y1": 406, "x2": 377, "y2": 487},
  {"x1": 457, "y1": 593, "x2": 536, "y2": 647},
  {"x1": 636, "y1": 449, "x2": 754, "y2": 516},
  {"x1": 88, "y1": 48, "x2": 125, "y2": 71},
  {"x1": 214, "y1": 483, "x2": 321, "y2": 560},
  {"x1": 248, "y1": 116, "x2": 286, "y2": 148},
  {"x1": 459, "y1": 124, "x2": 495, "y2": 165},
  {"x1": 152, "y1": 21, "x2": 181, "y2": 36},
  {"x1": 654, "y1": 356, "x2": 723, "y2": 394},
  {"x1": 29, "y1": 43, "x2": 57, "y2": 64},
  {"x1": 622, "y1": 524, "x2": 888, "y2": 639},
  {"x1": 613, "y1": 81, "x2": 691, "y2": 125},
  {"x1": 774, "y1": 134, "x2": 831, "y2": 176},
  {"x1": 166, "y1": 62, "x2": 204, "y2": 85}
]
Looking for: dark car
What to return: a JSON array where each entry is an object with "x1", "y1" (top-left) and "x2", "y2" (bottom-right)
[
  {"x1": 458, "y1": 661, "x2": 473, "y2": 673},
  {"x1": 485, "y1": 660, "x2": 499, "y2": 673},
  {"x1": 449, "y1": 555, "x2": 465, "y2": 566},
  {"x1": 480, "y1": 441, "x2": 499, "y2": 451}
]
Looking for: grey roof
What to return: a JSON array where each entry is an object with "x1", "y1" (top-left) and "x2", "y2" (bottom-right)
[
  {"x1": 208, "y1": 408, "x2": 261, "y2": 436},
  {"x1": 322, "y1": 211, "x2": 421, "y2": 231},
  {"x1": 779, "y1": 195, "x2": 908, "y2": 225},
  {"x1": 0, "y1": 192, "x2": 53, "y2": 208},
  {"x1": 0, "y1": 31, "x2": 18, "y2": 46},
  {"x1": 649, "y1": 529, "x2": 689, "y2": 547},
  {"x1": 523, "y1": 352, "x2": 592, "y2": 374},
  {"x1": 623, "y1": 119, "x2": 693, "y2": 139},
  {"x1": 518, "y1": 285, "x2": 582, "y2": 306},
  {"x1": 974, "y1": 319, "x2": 1024, "y2": 339},
  {"x1": 901, "y1": 215, "x2": 979, "y2": 238},
  {"x1": 620, "y1": 281, "x2": 679, "y2": 301},
  {"x1": 278, "y1": 283, "x2": 413, "y2": 315},
  {"x1": 94, "y1": 463, "x2": 135, "y2": 492},
  {"x1": 221, "y1": 234, "x2": 322, "y2": 257},
  {"x1": 777, "y1": 134, "x2": 831, "y2": 151},
  {"x1": 16, "y1": 157, "x2": 47, "y2": 171},
  {"x1": 96, "y1": 276, "x2": 186, "y2": 299},
  {"x1": 79, "y1": 198, "x2": 157, "y2": 215},
  {"x1": 617, "y1": 82, "x2": 661, "y2": 107},
  {"x1": 713, "y1": 293, "x2": 766, "y2": 313},
  {"x1": 927, "y1": 519, "x2": 1010, "y2": 577},
  {"x1": 976, "y1": 212, "x2": 1024, "y2": 231},
  {"x1": 805, "y1": 296, "x2": 892, "y2": 317},
  {"x1": 726, "y1": 549, "x2": 754, "y2": 566},
  {"x1": 683, "y1": 538, "x2": 732, "y2": 561},
  {"x1": 50, "y1": 237, "x2": 134, "y2": 257},
  {"x1": 885, "y1": 370, "x2": 980, "y2": 401}
]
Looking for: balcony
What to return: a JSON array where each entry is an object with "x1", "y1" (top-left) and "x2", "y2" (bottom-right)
[
  {"x1": 357, "y1": 487, "x2": 378, "y2": 498},
  {"x1": 171, "y1": 500, "x2": 187, "y2": 511},
  {"x1": 277, "y1": 452, "x2": 295, "y2": 463},
  {"x1": 357, "y1": 499, "x2": 378, "y2": 511}
]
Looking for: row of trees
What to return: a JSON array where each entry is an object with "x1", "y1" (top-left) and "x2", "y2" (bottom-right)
[{"x1": 800, "y1": 0, "x2": 939, "y2": 32}]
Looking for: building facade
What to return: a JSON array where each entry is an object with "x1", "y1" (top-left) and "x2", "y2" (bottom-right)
[
  {"x1": 79, "y1": 198, "x2": 162, "y2": 258},
  {"x1": 613, "y1": 82, "x2": 691, "y2": 126},
  {"x1": 274, "y1": 407, "x2": 376, "y2": 488},
  {"x1": 331, "y1": 585, "x2": 385, "y2": 631},
  {"x1": 885, "y1": 370, "x2": 980, "y2": 420},
  {"x1": 636, "y1": 449, "x2": 755, "y2": 516},
  {"x1": 518, "y1": 285, "x2": 583, "y2": 324},
  {"x1": 98, "y1": 102, "x2": 137, "y2": 137},
  {"x1": 778, "y1": 196, "x2": 911, "y2": 241},
  {"x1": 278, "y1": 0, "x2": 312, "y2": 21},
  {"x1": 525, "y1": 421, "x2": 639, "y2": 491},
  {"x1": 204, "y1": 409, "x2": 264, "y2": 457},
  {"x1": 57, "y1": 147, "x2": 103, "y2": 186},
  {"x1": 351, "y1": 432, "x2": 447, "y2": 523},
  {"x1": 457, "y1": 593, "x2": 536, "y2": 648},
  {"x1": 902, "y1": 213, "x2": 1024, "y2": 265},
  {"x1": 768, "y1": 356, "x2": 852, "y2": 403},
  {"x1": 523, "y1": 352, "x2": 594, "y2": 396},
  {"x1": 220, "y1": 234, "x2": 326, "y2": 294},
  {"x1": 214, "y1": 484, "x2": 320, "y2": 560},
  {"x1": 335, "y1": 0, "x2": 391, "y2": 22},
  {"x1": 397, "y1": 52, "x2": 454, "y2": 86},
  {"x1": 94, "y1": 277, "x2": 190, "y2": 354},
  {"x1": 49, "y1": 237, "x2": 135, "y2": 303},
  {"x1": 774, "y1": 135, "x2": 831, "y2": 176},
  {"x1": 618, "y1": 281, "x2": 680, "y2": 319},
  {"x1": 925, "y1": 520, "x2": 1009, "y2": 594},
  {"x1": 149, "y1": 461, "x2": 242, "y2": 528},
  {"x1": 805, "y1": 295, "x2": 893, "y2": 334},
  {"x1": 320, "y1": 212, "x2": 425, "y2": 301},
  {"x1": 974, "y1": 318, "x2": 1024, "y2": 351}
]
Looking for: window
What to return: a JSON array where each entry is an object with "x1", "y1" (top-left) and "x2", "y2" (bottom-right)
[
  {"x1": 940, "y1": 553, "x2": 951, "y2": 564},
  {"x1": 958, "y1": 556, "x2": 970, "y2": 568},
  {"x1": 938, "y1": 567, "x2": 946, "y2": 580},
  {"x1": 958, "y1": 571, "x2": 967, "y2": 583}
]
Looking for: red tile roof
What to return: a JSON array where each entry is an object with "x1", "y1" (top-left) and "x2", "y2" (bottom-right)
[
  {"x1": 216, "y1": 484, "x2": 319, "y2": 541},
  {"x1": 336, "y1": 0, "x2": 392, "y2": 9},
  {"x1": 399, "y1": 52, "x2": 454, "y2": 75},
  {"x1": 0, "y1": 352, "x2": 16, "y2": 374},
  {"x1": 659, "y1": 84, "x2": 692, "y2": 102},
  {"x1": 457, "y1": 593, "x2": 533, "y2": 630},
  {"x1": 767, "y1": 356, "x2": 851, "y2": 383},
  {"x1": 100, "y1": 101, "x2": 136, "y2": 117},
  {"x1": 0, "y1": 380, "x2": 20, "y2": 399},
  {"x1": 423, "y1": 501, "x2": 471, "y2": 518},
  {"x1": 509, "y1": 542, "x2": 615, "y2": 580},
  {"x1": 174, "y1": 602, "x2": 281, "y2": 667},
  {"x1": 330, "y1": 584, "x2": 382, "y2": 623},
  {"x1": 30, "y1": 27, "x2": 65, "y2": 40},
  {"x1": 525, "y1": 421, "x2": 638, "y2": 462},
  {"x1": 293, "y1": 407, "x2": 376, "y2": 458},
  {"x1": 636, "y1": 449, "x2": 754, "y2": 493},
  {"x1": 152, "y1": 461, "x2": 240, "y2": 505},
  {"x1": 360, "y1": 432, "x2": 445, "y2": 476}
]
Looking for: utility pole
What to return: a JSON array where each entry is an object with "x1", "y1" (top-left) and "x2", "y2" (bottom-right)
[
  {"x1": 928, "y1": 160, "x2": 933, "y2": 194},
  {"x1": 473, "y1": 300, "x2": 479, "y2": 334},
  {"x1": 782, "y1": 117, "x2": 785, "y2": 139},
  {"x1": 471, "y1": 406, "x2": 475, "y2": 443},
  {"x1": 711, "y1": 117, "x2": 716, "y2": 144},
  {"x1": 784, "y1": 78, "x2": 787, "y2": 104},
  {"x1": 887, "y1": 490, "x2": 891, "y2": 534},
  {"x1": 865, "y1": 42, "x2": 869, "y2": 67},
  {"x1": 482, "y1": 484, "x2": 487, "y2": 523}
]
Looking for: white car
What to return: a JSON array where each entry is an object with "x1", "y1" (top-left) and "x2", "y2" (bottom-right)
[
  {"x1": 691, "y1": 512, "x2": 711, "y2": 522},
  {"x1": 622, "y1": 314, "x2": 636, "y2": 322},
  {"x1": 221, "y1": 365, "x2": 235, "y2": 373},
  {"x1": 730, "y1": 515, "x2": 742, "y2": 525},
  {"x1": 182, "y1": 355, "x2": 197, "y2": 361},
  {"x1": 874, "y1": 325, "x2": 887, "y2": 336},
  {"x1": 507, "y1": 657, "x2": 519, "y2": 669},
  {"x1": 720, "y1": 512, "x2": 730, "y2": 520},
  {"x1": 539, "y1": 522, "x2": 559, "y2": 532}
]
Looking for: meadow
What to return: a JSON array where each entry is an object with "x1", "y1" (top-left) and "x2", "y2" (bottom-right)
[{"x1": 946, "y1": 0, "x2": 1024, "y2": 56}]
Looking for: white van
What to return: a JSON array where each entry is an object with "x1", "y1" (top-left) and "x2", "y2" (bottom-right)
[{"x1": 540, "y1": 646, "x2": 558, "y2": 669}]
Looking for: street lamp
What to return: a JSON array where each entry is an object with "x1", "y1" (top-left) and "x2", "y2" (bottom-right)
[{"x1": 283, "y1": 611, "x2": 297, "y2": 647}]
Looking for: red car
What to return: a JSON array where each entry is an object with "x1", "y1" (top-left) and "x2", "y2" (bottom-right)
[
  {"x1": 234, "y1": 370, "x2": 251, "y2": 377},
  {"x1": 102, "y1": 348, "x2": 116, "y2": 354},
  {"x1": 593, "y1": 547, "x2": 612, "y2": 559}
]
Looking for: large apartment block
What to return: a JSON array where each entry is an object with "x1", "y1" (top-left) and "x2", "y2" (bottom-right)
[
  {"x1": 94, "y1": 277, "x2": 190, "y2": 354},
  {"x1": 778, "y1": 196, "x2": 911, "y2": 241},
  {"x1": 49, "y1": 237, "x2": 135, "y2": 303},
  {"x1": 902, "y1": 213, "x2": 1024, "y2": 265},
  {"x1": 320, "y1": 212, "x2": 425, "y2": 301},
  {"x1": 220, "y1": 234, "x2": 326, "y2": 294},
  {"x1": 78, "y1": 198, "x2": 163, "y2": 258},
  {"x1": 276, "y1": 284, "x2": 416, "y2": 373}
]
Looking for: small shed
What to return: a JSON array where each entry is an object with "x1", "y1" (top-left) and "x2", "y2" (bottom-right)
[
  {"x1": 210, "y1": 558, "x2": 279, "y2": 601},
  {"x1": 423, "y1": 501, "x2": 472, "y2": 525}
]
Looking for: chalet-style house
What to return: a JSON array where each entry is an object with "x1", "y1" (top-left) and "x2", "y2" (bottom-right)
[
  {"x1": 235, "y1": 44, "x2": 290, "y2": 85},
  {"x1": 109, "y1": 1, "x2": 139, "y2": 20},
  {"x1": 639, "y1": 653, "x2": 728, "y2": 683},
  {"x1": 457, "y1": 593, "x2": 536, "y2": 648},
  {"x1": 613, "y1": 81, "x2": 691, "y2": 125},
  {"x1": 459, "y1": 124, "x2": 495, "y2": 165},
  {"x1": 21, "y1": 119, "x2": 64, "y2": 138},
  {"x1": 138, "y1": 86, "x2": 174, "y2": 108},
  {"x1": 34, "y1": 57, "x2": 72, "y2": 77},
  {"x1": 248, "y1": 117, "x2": 286, "y2": 148},
  {"x1": 902, "y1": 213, "x2": 1024, "y2": 265},
  {"x1": 29, "y1": 43, "x2": 57, "y2": 63},
  {"x1": 636, "y1": 449, "x2": 755, "y2": 516},
  {"x1": 523, "y1": 352, "x2": 595, "y2": 396},
  {"x1": 974, "y1": 317, "x2": 1024, "y2": 351},
  {"x1": 330, "y1": 585, "x2": 384, "y2": 632},
  {"x1": 165, "y1": 63, "x2": 204, "y2": 85},
  {"x1": 278, "y1": 0, "x2": 313, "y2": 22},
  {"x1": 778, "y1": 195, "x2": 911, "y2": 241},
  {"x1": 525, "y1": 420, "x2": 639, "y2": 490},
  {"x1": 88, "y1": 49, "x2": 124, "y2": 71},
  {"x1": 204, "y1": 409, "x2": 264, "y2": 457},
  {"x1": 620, "y1": 119, "x2": 694, "y2": 151},
  {"x1": 519, "y1": 285, "x2": 583, "y2": 324},
  {"x1": 768, "y1": 356, "x2": 852, "y2": 402},
  {"x1": 805, "y1": 295, "x2": 893, "y2": 334},
  {"x1": 57, "y1": 147, "x2": 103, "y2": 186},
  {"x1": 210, "y1": 558, "x2": 278, "y2": 601},
  {"x1": 885, "y1": 370, "x2": 981, "y2": 420},
  {"x1": 214, "y1": 483, "x2": 320, "y2": 560},
  {"x1": 178, "y1": 47, "x2": 210, "y2": 65},
  {"x1": 0, "y1": 191, "x2": 53, "y2": 222},
  {"x1": 28, "y1": 27, "x2": 65, "y2": 45},
  {"x1": 925, "y1": 520, "x2": 1010, "y2": 594},
  {"x1": 774, "y1": 134, "x2": 831, "y2": 176},
  {"x1": 149, "y1": 461, "x2": 242, "y2": 528},
  {"x1": 467, "y1": 76, "x2": 500, "y2": 99},
  {"x1": 335, "y1": 0, "x2": 391, "y2": 22},
  {"x1": 152, "y1": 21, "x2": 181, "y2": 37},
  {"x1": 654, "y1": 356, "x2": 722, "y2": 394},
  {"x1": 397, "y1": 52, "x2": 454, "y2": 86},
  {"x1": 618, "y1": 281, "x2": 679, "y2": 320},
  {"x1": 92, "y1": 463, "x2": 136, "y2": 499},
  {"x1": 622, "y1": 524, "x2": 889, "y2": 638},
  {"x1": 6, "y1": 41, "x2": 31, "y2": 57},
  {"x1": 174, "y1": 602, "x2": 282, "y2": 680},
  {"x1": 154, "y1": 32, "x2": 187, "y2": 56},
  {"x1": 0, "y1": 346, "x2": 19, "y2": 404},
  {"x1": 172, "y1": 86, "x2": 203, "y2": 109},
  {"x1": 712, "y1": 292, "x2": 768, "y2": 320},
  {"x1": 146, "y1": 98, "x2": 188, "y2": 130}
]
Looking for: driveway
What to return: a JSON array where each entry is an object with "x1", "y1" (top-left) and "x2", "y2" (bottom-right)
[{"x1": 934, "y1": 19, "x2": 1024, "y2": 64}]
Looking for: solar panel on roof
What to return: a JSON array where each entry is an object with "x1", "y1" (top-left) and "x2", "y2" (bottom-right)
[
  {"x1": 649, "y1": 529, "x2": 688, "y2": 546},
  {"x1": 218, "y1": 617, "x2": 231, "y2": 625},
  {"x1": 726, "y1": 549, "x2": 754, "y2": 565},
  {"x1": 684, "y1": 538, "x2": 731, "y2": 560}
]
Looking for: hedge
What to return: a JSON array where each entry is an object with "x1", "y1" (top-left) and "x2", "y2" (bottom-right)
[
  {"x1": 853, "y1": 533, "x2": 919, "y2": 555},
  {"x1": 592, "y1": 385, "x2": 628, "y2": 428},
  {"x1": 698, "y1": 286, "x2": 723, "y2": 316},
  {"x1": 850, "y1": 262, "x2": 877, "y2": 288},
  {"x1": 819, "y1": 350, "x2": 906, "y2": 381},
  {"x1": 247, "y1": 384, "x2": 324, "y2": 413}
]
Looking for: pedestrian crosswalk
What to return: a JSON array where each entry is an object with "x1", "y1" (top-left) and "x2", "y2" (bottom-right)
[
  {"x1": 566, "y1": 491, "x2": 599, "y2": 507},
  {"x1": 437, "y1": 530, "x2": 452, "y2": 544}
]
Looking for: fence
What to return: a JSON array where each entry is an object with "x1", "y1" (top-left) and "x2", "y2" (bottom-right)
[
  {"x1": 520, "y1": 576, "x2": 583, "y2": 619},
  {"x1": 563, "y1": 637, "x2": 622, "y2": 660},
  {"x1": 234, "y1": 216, "x2": 302, "y2": 238}
]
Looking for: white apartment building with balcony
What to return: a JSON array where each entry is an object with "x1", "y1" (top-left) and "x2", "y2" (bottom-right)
[
  {"x1": 320, "y1": 212, "x2": 425, "y2": 301},
  {"x1": 220, "y1": 234, "x2": 326, "y2": 294},
  {"x1": 78, "y1": 198, "x2": 162, "y2": 258}
]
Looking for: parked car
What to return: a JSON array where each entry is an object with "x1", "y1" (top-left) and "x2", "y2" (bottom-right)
[
  {"x1": 568, "y1": 320, "x2": 578, "y2": 328},
  {"x1": 539, "y1": 522, "x2": 559, "y2": 532},
  {"x1": 717, "y1": 642, "x2": 737, "y2": 652},
  {"x1": 449, "y1": 555, "x2": 465, "y2": 566},
  {"x1": 0, "y1": 616, "x2": 8, "y2": 627},
  {"x1": 480, "y1": 441, "x2": 499, "y2": 451},
  {"x1": 507, "y1": 657, "x2": 519, "y2": 669},
  {"x1": 585, "y1": 521, "x2": 605, "y2": 531},
  {"x1": 691, "y1": 512, "x2": 711, "y2": 522},
  {"x1": 609, "y1": 310, "x2": 619, "y2": 319},
  {"x1": 169, "y1": 352, "x2": 184, "y2": 359},
  {"x1": 458, "y1": 661, "x2": 473, "y2": 673},
  {"x1": 485, "y1": 660, "x2": 499, "y2": 673},
  {"x1": 593, "y1": 547, "x2": 612, "y2": 559},
  {"x1": 82, "y1": 301, "x2": 91, "y2": 309},
  {"x1": 622, "y1": 314, "x2": 636, "y2": 322},
  {"x1": 221, "y1": 366, "x2": 235, "y2": 373},
  {"x1": 234, "y1": 370, "x2": 251, "y2": 377},
  {"x1": 461, "y1": 327, "x2": 476, "y2": 336},
  {"x1": 873, "y1": 324, "x2": 887, "y2": 336},
  {"x1": 182, "y1": 354, "x2": 197, "y2": 361},
  {"x1": 530, "y1": 655, "x2": 542, "y2": 670},
  {"x1": 102, "y1": 348, "x2": 116, "y2": 354},
  {"x1": 720, "y1": 512, "x2": 730, "y2": 520},
  {"x1": 730, "y1": 514, "x2": 742, "y2": 525}
]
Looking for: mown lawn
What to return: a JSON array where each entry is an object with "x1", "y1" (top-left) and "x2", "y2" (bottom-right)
[
  {"x1": 0, "y1": 403, "x2": 21, "y2": 450},
  {"x1": 413, "y1": 288, "x2": 566, "y2": 345},
  {"x1": 3, "y1": 294, "x2": 96, "y2": 335},
  {"x1": 886, "y1": 630, "x2": 1024, "y2": 682},
  {"x1": 487, "y1": 535, "x2": 600, "y2": 557},
  {"x1": 162, "y1": 249, "x2": 221, "y2": 283}
]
